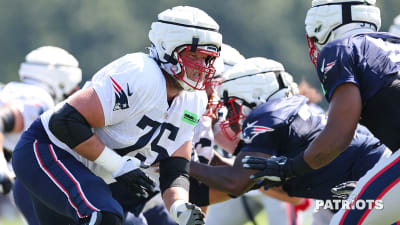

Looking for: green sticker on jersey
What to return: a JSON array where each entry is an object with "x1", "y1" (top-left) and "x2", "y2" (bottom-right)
[
  {"x1": 321, "y1": 83, "x2": 326, "y2": 96},
  {"x1": 182, "y1": 110, "x2": 198, "y2": 126}
]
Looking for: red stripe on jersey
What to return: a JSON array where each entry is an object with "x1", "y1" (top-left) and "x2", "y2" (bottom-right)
[{"x1": 110, "y1": 77, "x2": 122, "y2": 92}]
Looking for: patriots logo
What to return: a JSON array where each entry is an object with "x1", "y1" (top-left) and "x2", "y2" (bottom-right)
[
  {"x1": 242, "y1": 121, "x2": 274, "y2": 144},
  {"x1": 320, "y1": 58, "x2": 336, "y2": 84},
  {"x1": 320, "y1": 58, "x2": 336, "y2": 74},
  {"x1": 110, "y1": 76, "x2": 129, "y2": 111}
]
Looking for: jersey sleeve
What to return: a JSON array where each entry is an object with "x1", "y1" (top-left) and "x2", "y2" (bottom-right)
[
  {"x1": 91, "y1": 73, "x2": 127, "y2": 126},
  {"x1": 317, "y1": 42, "x2": 359, "y2": 102},
  {"x1": 91, "y1": 54, "x2": 165, "y2": 126}
]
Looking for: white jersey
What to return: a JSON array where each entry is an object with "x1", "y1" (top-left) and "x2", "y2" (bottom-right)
[
  {"x1": 41, "y1": 53, "x2": 208, "y2": 183},
  {"x1": 0, "y1": 82, "x2": 54, "y2": 150}
]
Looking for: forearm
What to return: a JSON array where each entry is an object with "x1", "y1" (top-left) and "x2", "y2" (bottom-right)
[
  {"x1": 209, "y1": 187, "x2": 232, "y2": 205},
  {"x1": 74, "y1": 134, "x2": 105, "y2": 161},
  {"x1": 162, "y1": 186, "x2": 189, "y2": 211},
  {"x1": 210, "y1": 150, "x2": 234, "y2": 166},
  {"x1": 303, "y1": 128, "x2": 352, "y2": 169},
  {"x1": 260, "y1": 187, "x2": 303, "y2": 205},
  {"x1": 304, "y1": 83, "x2": 360, "y2": 169},
  {"x1": 190, "y1": 161, "x2": 252, "y2": 195}
]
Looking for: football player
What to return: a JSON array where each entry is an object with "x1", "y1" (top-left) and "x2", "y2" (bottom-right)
[
  {"x1": 243, "y1": 1, "x2": 400, "y2": 224},
  {"x1": 190, "y1": 57, "x2": 308, "y2": 224},
  {"x1": 0, "y1": 46, "x2": 82, "y2": 225},
  {"x1": 189, "y1": 57, "x2": 391, "y2": 225},
  {"x1": 193, "y1": 47, "x2": 306, "y2": 225},
  {"x1": 12, "y1": 6, "x2": 221, "y2": 225}
]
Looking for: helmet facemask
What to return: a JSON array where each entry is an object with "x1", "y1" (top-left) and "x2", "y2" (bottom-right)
[
  {"x1": 306, "y1": 35, "x2": 320, "y2": 68},
  {"x1": 171, "y1": 45, "x2": 219, "y2": 91},
  {"x1": 218, "y1": 93, "x2": 255, "y2": 141}
]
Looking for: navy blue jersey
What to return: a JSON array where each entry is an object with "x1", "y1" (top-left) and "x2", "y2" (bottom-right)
[
  {"x1": 240, "y1": 95, "x2": 387, "y2": 201},
  {"x1": 316, "y1": 32, "x2": 400, "y2": 104}
]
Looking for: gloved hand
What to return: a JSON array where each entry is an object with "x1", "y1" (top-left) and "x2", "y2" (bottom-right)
[
  {"x1": 242, "y1": 155, "x2": 296, "y2": 182},
  {"x1": 112, "y1": 156, "x2": 156, "y2": 199},
  {"x1": 331, "y1": 181, "x2": 357, "y2": 199},
  {"x1": 250, "y1": 176, "x2": 283, "y2": 189},
  {"x1": 170, "y1": 200, "x2": 205, "y2": 225},
  {"x1": 0, "y1": 172, "x2": 13, "y2": 195},
  {"x1": 242, "y1": 154, "x2": 313, "y2": 183}
]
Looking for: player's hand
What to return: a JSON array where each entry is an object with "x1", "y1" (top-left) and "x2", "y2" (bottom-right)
[
  {"x1": 331, "y1": 181, "x2": 357, "y2": 199},
  {"x1": 170, "y1": 200, "x2": 205, "y2": 225},
  {"x1": 242, "y1": 155, "x2": 296, "y2": 182},
  {"x1": 113, "y1": 156, "x2": 156, "y2": 199},
  {"x1": 0, "y1": 172, "x2": 14, "y2": 195}
]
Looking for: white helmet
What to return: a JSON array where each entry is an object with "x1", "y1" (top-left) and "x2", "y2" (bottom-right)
[
  {"x1": 19, "y1": 46, "x2": 82, "y2": 102},
  {"x1": 214, "y1": 43, "x2": 246, "y2": 77},
  {"x1": 216, "y1": 57, "x2": 299, "y2": 140},
  {"x1": 148, "y1": 6, "x2": 222, "y2": 91},
  {"x1": 211, "y1": 43, "x2": 246, "y2": 89},
  {"x1": 305, "y1": 0, "x2": 381, "y2": 67},
  {"x1": 389, "y1": 15, "x2": 400, "y2": 36}
]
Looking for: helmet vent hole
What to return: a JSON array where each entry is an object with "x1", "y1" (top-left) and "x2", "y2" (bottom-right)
[{"x1": 315, "y1": 25, "x2": 322, "y2": 33}]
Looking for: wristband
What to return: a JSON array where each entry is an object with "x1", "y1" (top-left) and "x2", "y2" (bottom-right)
[
  {"x1": 94, "y1": 146, "x2": 124, "y2": 173},
  {"x1": 169, "y1": 199, "x2": 186, "y2": 222}
]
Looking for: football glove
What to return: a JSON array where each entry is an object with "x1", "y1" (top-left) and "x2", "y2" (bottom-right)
[
  {"x1": 242, "y1": 154, "x2": 313, "y2": 182},
  {"x1": 170, "y1": 200, "x2": 205, "y2": 225},
  {"x1": 242, "y1": 155, "x2": 295, "y2": 182},
  {"x1": 113, "y1": 156, "x2": 156, "y2": 199},
  {"x1": 331, "y1": 181, "x2": 357, "y2": 199}
]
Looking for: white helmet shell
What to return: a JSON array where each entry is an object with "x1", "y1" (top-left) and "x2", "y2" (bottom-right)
[
  {"x1": 389, "y1": 14, "x2": 400, "y2": 36},
  {"x1": 305, "y1": 0, "x2": 381, "y2": 49},
  {"x1": 214, "y1": 43, "x2": 246, "y2": 77},
  {"x1": 18, "y1": 46, "x2": 82, "y2": 102},
  {"x1": 148, "y1": 6, "x2": 222, "y2": 91},
  {"x1": 218, "y1": 57, "x2": 298, "y2": 110},
  {"x1": 216, "y1": 57, "x2": 298, "y2": 141}
]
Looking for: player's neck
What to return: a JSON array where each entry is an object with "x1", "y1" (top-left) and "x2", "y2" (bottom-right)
[{"x1": 163, "y1": 71, "x2": 182, "y2": 100}]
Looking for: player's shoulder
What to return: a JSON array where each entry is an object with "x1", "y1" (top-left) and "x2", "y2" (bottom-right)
[
  {"x1": 319, "y1": 35, "x2": 356, "y2": 60},
  {"x1": 247, "y1": 95, "x2": 308, "y2": 124},
  {"x1": 320, "y1": 32, "x2": 391, "y2": 57},
  {"x1": 92, "y1": 52, "x2": 165, "y2": 94},
  {"x1": 0, "y1": 81, "x2": 53, "y2": 104},
  {"x1": 122, "y1": 52, "x2": 159, "y2": 70}
]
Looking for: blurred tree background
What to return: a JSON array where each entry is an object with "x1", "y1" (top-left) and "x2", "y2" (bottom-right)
[{"x1": 1, "y1": 0, "x2": 399, "y2": 107}]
